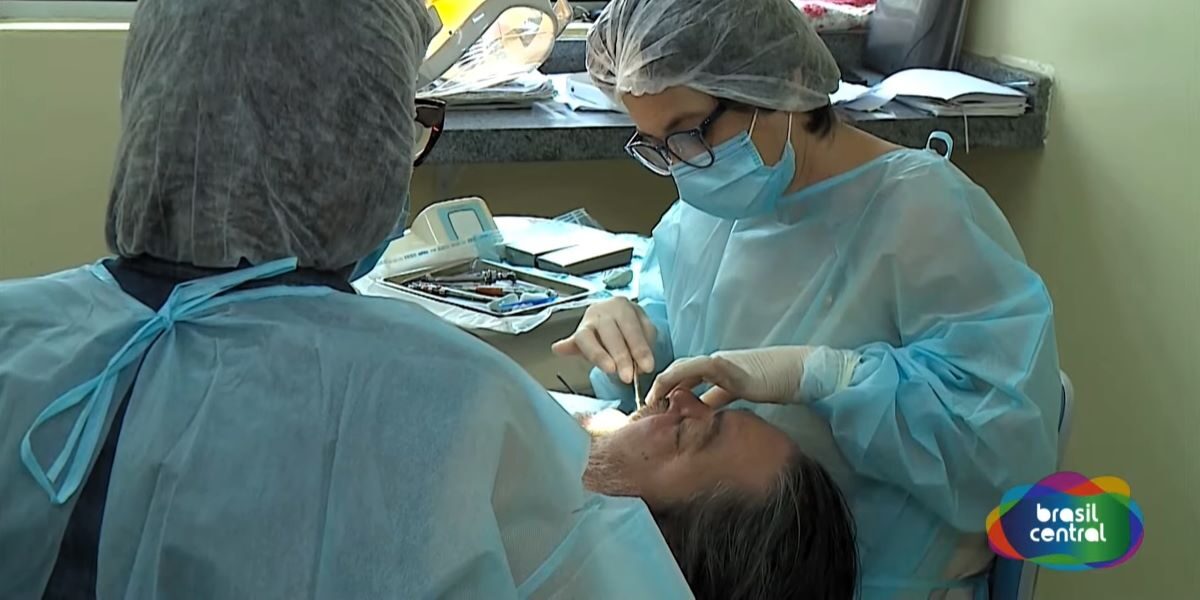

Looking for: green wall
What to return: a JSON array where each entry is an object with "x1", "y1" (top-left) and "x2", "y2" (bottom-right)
[
  {"x1": 0, "y1": 29, "x2": 675, "y2": 279},
  {"x1": 956, "y1": 0, "x2": 1198, "y2": 595},
  {"x1": 0, "y1": 30, "x2": 125, "y2": 277}
]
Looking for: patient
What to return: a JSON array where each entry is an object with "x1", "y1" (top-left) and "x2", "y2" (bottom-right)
[{"x1": 581, "y1": 389, "x2": 858, "y2": 600}]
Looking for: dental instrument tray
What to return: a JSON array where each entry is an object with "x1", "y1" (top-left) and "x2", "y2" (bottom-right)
[{"x1": 381, "y1": 258, "x2": 594, "y2": 317}]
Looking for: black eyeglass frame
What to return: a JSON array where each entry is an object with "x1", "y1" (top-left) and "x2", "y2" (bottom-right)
[
  {"x1": 414, "y1": 98, "x2": 447, "y2": 167},
  {"x1": 624, "y1": 103, "x2": 728, "y2": 176}
]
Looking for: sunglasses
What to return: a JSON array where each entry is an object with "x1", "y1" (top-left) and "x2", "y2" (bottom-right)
[
  {"x1": 413, "y1": 98, "x2": 447, "y2": 166},
  {"x1": 625, "y1": 103, "x2": 727, "y2": 176}
]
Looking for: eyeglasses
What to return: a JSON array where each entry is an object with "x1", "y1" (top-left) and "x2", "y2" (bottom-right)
[
  {"x1": 625, "y1": 103, "x2": 727, "y2": 176},
  {"x1": 413, "y1": 98, "x2": 446, "y2": 167}
]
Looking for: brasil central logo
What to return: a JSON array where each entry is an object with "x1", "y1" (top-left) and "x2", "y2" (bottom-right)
[{"x1": 986, "y1": 472, "x2": 1144, "y2": 571}]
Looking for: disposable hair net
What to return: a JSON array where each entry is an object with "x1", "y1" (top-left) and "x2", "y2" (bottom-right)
[
  {"x1": 106, "y1": 0, "x2": 435, "y2": 270},
  {"x1": 586, "y1": 0, "x2": 841, "y2": 112}
]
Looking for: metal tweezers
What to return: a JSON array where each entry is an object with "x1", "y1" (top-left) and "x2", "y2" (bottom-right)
[
  {"x1": 633, "y1": 374, "x2": 643, "y2": 410},
  {"x1": 424, "y1": 270, "x2": 516, "y2": 284}
]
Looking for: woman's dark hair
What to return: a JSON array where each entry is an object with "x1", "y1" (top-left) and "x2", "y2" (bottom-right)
[
  {"x1": 803, "y1": 104, "x2": 837, "y2": 138},
  {"x1": 725, "y1": 100, "x2": 838, "y2": 139},
  {"x1": 652, "y1": 450, "x2": 859, "y2": 600}
]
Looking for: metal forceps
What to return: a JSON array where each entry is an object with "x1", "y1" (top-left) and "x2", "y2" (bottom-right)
[{"x1": 633, "y1": 374, "x2": 643, "y2": 410}]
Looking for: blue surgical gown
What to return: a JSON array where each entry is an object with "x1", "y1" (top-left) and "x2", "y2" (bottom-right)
[
  {"x1": 0, "y1": 263, "x2": 690, "y2": 599},
  {"x1": 593, "y1": 148, "x2": 1061, "y2": 598}
]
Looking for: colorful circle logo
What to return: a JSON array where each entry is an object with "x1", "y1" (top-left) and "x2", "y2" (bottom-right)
[{"x1": 987, "y1": 472, "x2": 1144, "y2": 571}]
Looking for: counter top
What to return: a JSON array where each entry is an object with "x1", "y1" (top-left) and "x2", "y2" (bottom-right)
[{"x1": 426, "y1": 33, "x2": 1052, "y2": 165}]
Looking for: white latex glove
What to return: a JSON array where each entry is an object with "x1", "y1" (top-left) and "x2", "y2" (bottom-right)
[
  {"x1": 645, "y1": 346, "x2": 814, "y2": 408},
  {"x1": 552, "y1": 297, "x2": 656, "y2": 384}
]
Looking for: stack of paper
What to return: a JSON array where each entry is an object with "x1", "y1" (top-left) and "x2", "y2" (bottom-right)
[
  {"x1": 424, "y1": 72, "x2": 556, "y2": 109},
  {"x1": 877, "y1": 69, "x2": 1028, "y2": 116},
  {"x1": 504, "y1": 223, "x2": 635, "y2": 276},
  {"x1": 536, "y1": 238, "x2": 635, "y2": 276},
  {"x1": 504, "y1": 234, "x2": 579, "y2": 267},
  {"x1": 551, "y1": 73, "x2": 626, "y2": 113},
  {"x1": 559, "y1": 22, "x2": 592, "y2": 42},
  {"x1": 830, "y1": 81, "x2": 895, "y2": 112},
  {"x1": 831, "y1": 68, "x2": 1028, "y2": 117}
]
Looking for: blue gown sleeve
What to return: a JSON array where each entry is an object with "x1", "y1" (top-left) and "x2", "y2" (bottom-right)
[
  {"x1": 803, "y1": 174, "x2": 1061, "y2": 532},
  {"x1": 589, "y1": 237, "x2": 675, "y2": 403}
]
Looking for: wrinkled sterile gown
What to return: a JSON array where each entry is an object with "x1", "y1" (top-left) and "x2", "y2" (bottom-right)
[
  {"x1": 1, "y1": 260, "x2": 690, "y2": 599},
  {"x1": 594, "y1": 147, "x2": 1062, "y2": 599}
]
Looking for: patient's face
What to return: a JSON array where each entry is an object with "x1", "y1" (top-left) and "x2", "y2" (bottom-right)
[{"x1": 583, "y1": 390, "x2": 795, "y2": 510}]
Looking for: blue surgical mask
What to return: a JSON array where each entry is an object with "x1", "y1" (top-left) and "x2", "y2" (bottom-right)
[
  {"x1": 350, "y1": 193, "x2": 410, "y2": 281},
  {"x1": 671, "y1": 113, "x2": 796, "y2": 220}
]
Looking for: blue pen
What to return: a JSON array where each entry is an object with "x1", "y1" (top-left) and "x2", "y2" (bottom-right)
[{"x1": 498, "y1": 297, "x2": 557, "y2": 312}]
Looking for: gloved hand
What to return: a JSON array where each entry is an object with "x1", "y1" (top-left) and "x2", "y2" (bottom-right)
[
  {"x1": 645, "y1": 346, "x2": 814, "y2": 408},
  {"x1": 552, "y1": 297, "x2": 657, "y2": 384}
]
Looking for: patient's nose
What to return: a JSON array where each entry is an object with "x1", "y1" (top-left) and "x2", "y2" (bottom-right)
[{"x1": 667, "y1": 389, "x2": 713, "y2": 420}]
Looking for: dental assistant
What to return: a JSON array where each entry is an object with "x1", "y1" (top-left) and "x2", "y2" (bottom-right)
[{"x1": 552, "y1": 0, "x2": 1062, "y2": 596}]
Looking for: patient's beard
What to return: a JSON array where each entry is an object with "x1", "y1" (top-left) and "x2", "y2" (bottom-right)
[
  {"x1": 581, "y1": 401, "x2": 667, "y2": 497},
  {"x1": 582, "y1": 437, "x2": 638, "y2": 497}
]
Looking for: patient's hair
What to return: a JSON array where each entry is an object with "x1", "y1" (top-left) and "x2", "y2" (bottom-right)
[{"x1": 652, "y1": 451, "x2": 858, "y2": 600}]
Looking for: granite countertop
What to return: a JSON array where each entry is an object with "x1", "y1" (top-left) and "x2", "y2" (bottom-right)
[{"x1": 426, "y1": 32, "x2": 1052, "y2": 165}]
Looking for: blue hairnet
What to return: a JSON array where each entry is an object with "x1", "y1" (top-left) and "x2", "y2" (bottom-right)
[
  {"x1": 586, "y1": 0, "x2": 841, "y2": 112},
  {"x1": 106, "y1": 0, "x2": 435, "y2": 270}
]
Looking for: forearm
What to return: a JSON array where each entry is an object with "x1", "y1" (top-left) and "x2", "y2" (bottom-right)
[{"x1": 807, "y1": 340, "x2": 1060, "y2": 530}]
